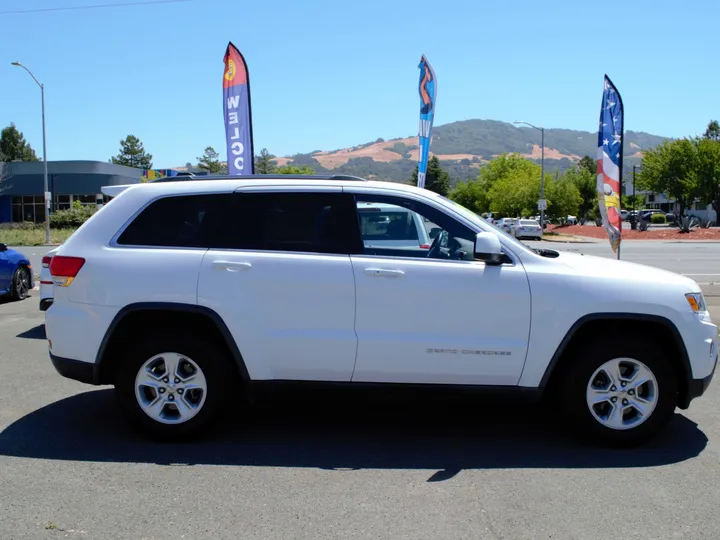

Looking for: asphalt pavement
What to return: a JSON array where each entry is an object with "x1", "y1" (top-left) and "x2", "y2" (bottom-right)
[{"x1": 1, "y1": 249, "x2": 720, "y2": 539}]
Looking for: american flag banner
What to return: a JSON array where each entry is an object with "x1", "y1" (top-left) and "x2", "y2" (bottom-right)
[{"x1": 596, "y1": 74, "x2": 624, "y2": 255}]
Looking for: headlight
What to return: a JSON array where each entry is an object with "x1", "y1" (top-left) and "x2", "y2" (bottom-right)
[{"x1": 686, "y1": 293, "x2": 707, "y2": 313}]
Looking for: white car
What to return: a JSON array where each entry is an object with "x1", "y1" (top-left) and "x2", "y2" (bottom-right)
[
  {"x1": 45, "y1": 174, "x2": 717, "y2": 447},
  {"x1": 496, "y1": 218, "x2": 518, "y2": 234},
  {"x1": 357, "y1": 202, "x2": 431, "y2": 250},
  {"x1": 513, "y1": 219, "x2": 543, "y2": 240},
  {"x1": 39, "y1": 246, "x2": 59, "y2": 311}
]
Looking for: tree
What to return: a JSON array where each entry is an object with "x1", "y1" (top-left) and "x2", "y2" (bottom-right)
[
  {"x1": 703, "y1": 120, "x2": 720, "y2": 142},
  {"x1": 638, "y1": 138, "x2": 700, "y2": 216},
  {"x1": 0, "y1": 123, "x2": 39, "y2": 162},
  {"x1": 410, "y1": 156, "x2": 450, "y2": 196},
  {"x1": 255, "y1": 148, "x2": 277, "y2": 174},
  {"x1": 622, "y1": 194, "x2": 644, "y2": 210},
  {"x1": 449, "y1": 153, "x2": 539, "y2": 215},
  {"x1": 487, "y1": 160, "x2": 543, "y2": 217},
  {"x1": 197, "y1": 146, "x2": 226, "y2": 174},
  {"x1": 545, "y1": 176, "x2": 581, "y2": 221},
  {"x1": 276, "y1": 164, "x2": 314, "y2": 175},
  {"x1": 578, "y1": 155, "x2": 596, "y2": 177},
  {"x1": 697, "y1": 137, "x2": 720, "y2": 222},
  {"x1": 110, "y1": 135, "x2": 153, "y2": 169},
  {"x1": 449, "y1": 178, "x2": 490, "y2": 214},
  {"x1": 562, "y1": 165, "x2": 595, "y2": 219}
]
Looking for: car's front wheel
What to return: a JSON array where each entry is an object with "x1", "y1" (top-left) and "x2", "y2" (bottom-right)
[
  {"x1": 115, "y1": 333, "x2": 237, "y2": 441},
  {"x1": 11, "y1": 266, "x2": 31, "y2": 301},
  {"x1": 562, "y1": 338, "x2": 677, "y2": 447}
]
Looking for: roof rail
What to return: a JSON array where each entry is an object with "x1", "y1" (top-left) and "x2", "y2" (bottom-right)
[{"x1": 149, "y1": 173, "x2": 368, "y2": 183}]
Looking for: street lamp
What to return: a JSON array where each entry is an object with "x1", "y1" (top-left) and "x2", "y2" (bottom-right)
[
  {"x1": 514, "y1": 120, "x2": 545, "y2": 226},
  {"x1": 12, "y1": 61, "x2": 50, "y2": 244}
]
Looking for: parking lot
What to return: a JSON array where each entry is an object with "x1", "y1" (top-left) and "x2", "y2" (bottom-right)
[{"x1": 1, "y1": 244, "x2": 720, "y2": 539}]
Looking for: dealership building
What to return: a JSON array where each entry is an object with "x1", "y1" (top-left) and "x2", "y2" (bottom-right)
[{"x1": 0, "y1": 160, "x2": 144, "y2": 224}]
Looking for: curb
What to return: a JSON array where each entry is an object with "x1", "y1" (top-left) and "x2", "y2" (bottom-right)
[{"x1": 541, "y1": 235, "x2": 599, "y2": 244}]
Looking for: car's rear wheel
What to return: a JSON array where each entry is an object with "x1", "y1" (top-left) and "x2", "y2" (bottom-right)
[
  {"x1": 11, "y1": 266, "x2": 31, "y2": 301},
  {"x1": 561, "y1": 338, "x2": 677, "y2": 447},
  {"x1": 114, "y1": 332, "x2": 237, "y2": 441}
]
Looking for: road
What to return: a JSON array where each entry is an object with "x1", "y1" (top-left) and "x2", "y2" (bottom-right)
[{"x1": 0, "y1": 271, "x2": 719, "y2": 538}]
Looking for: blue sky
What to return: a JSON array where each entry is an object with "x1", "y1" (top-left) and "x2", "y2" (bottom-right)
[{"x1": 1, "y1": 0, "x2": 717, "y2": 168}]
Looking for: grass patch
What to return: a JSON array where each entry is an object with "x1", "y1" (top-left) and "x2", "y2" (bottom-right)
[{"x1": 0, "y1": 228, "x2": 76, "y2": 246}]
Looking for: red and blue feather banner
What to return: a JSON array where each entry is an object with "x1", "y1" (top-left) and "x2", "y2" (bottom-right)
[
  {"x1": 596, "y1": 74, "x2": 624, "y2": 254},
  {"x1": 223, "y1": 42, "x2": 254, "y2": 175},
  {"x1": 417, "y1": 55, "x2": 437, "y2": 189}
]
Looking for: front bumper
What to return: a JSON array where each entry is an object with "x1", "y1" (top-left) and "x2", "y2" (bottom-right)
[
  {"x1": 49, "y1": 353, "x2": 98, "y2": 385},
  {"x1": 680, "y1": 354, "x2": 717, "y2": 409}
]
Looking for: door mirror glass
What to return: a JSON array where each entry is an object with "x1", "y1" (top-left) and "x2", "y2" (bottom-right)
[
  {"x1": 0, "y1": 243, "x2": 7, "y2": 252},
  {"x1": 474, "y1": 232, "x2": 503, "y2": 265},
  {"x1": 429, "y1": 227, "x2": 442, "y2": 239}
]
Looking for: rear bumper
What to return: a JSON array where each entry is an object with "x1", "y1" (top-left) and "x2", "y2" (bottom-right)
[
  {"x1": 39, "y1": 298, "x2": 53, "y2": 311},
  {"x1": 49, "y1": 353, "x2": 98, "y2": 385}
]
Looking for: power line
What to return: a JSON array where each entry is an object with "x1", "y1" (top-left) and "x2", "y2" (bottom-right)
[{"x1": 0, "y1": 0, "x2": 190, "y2": 15}]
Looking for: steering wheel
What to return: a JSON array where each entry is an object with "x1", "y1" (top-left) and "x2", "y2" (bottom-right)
[{"x1": 426, "y1": 230, "x2": 448, "y2": 258}]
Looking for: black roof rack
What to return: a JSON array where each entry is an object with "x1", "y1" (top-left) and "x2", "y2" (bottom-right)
[{"x1": 149, "y1": 173, "x2": 368, "y2": 183}]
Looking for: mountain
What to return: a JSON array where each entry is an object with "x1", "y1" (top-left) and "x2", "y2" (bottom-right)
[{"x1": 271, "y1": 119, "x2": 669, "y2": 185}]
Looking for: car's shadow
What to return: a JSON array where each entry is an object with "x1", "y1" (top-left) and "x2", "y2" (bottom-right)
[
  {"x1": 0, "y1": 388, "x2": 707, "y2": 481},
  {"x1": 16, "y1": 323, "x2": 46, "y2": 340}
]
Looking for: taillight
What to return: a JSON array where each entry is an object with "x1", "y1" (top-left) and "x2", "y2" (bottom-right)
[
  {"x1": 419, "y1": 243, "x2": 431, "y2": 249},
  {"x1": 49, "y1": 256, "x2": 85, "y2": 287},
  {"x1": 42, "y1": 255, "x2": 53, "y2": 268}
]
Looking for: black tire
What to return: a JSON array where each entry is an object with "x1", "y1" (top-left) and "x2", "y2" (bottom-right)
[
  {"x1": 10, "y1": 266, "x2": 31, "y2": 301},
  {"x1": 561, "y1": 337, "x2": 678, "y2": 447},
  {"x1": 114, "y1": 332, "x2": 238, "y2": 441}
]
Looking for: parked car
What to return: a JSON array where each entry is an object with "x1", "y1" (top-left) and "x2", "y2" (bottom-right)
[
  {"x1": 513, "y1": 219, "x2": 543, "y2": 240},
  {"x1": 39, "y1": 246, "x2": 59, "y2": 311},
  {"x1": 0, "y1": 243, "x2": 34, "y2": 302},
  {"x1": 357, "y1": 202, "x2": 432, "y2": 250},
  {"x1": 45, "y1": 174, "x2": 717, "y2": 447},
  {"x1": 496, "y1": 218, "x2": 518, "y2": 234},
  {"x1": 566, "y1": 215, "x2": 578, "y2": 225}
]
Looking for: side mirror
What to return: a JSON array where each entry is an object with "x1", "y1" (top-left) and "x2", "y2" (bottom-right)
[
  {"x1": 0, "y1": 243, "x2": 7, "y2": 252},
  {"x1": 429, "y1": 227, "x2": 441, "y2": 239},
  {"x1": 474, "y1": 232, "x2": 504, "y2": 265}
]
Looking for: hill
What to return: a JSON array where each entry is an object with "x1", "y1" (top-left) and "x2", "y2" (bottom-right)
[{"x1": 271, "y1": 119, "x2": 669, "y2": 185}]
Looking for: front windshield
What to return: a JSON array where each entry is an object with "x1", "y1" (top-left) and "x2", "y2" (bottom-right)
[{"x1": 434, "y1": 194, "x2": 535, "y2": 254}]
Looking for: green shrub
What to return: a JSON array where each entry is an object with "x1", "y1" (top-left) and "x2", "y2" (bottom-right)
[
  {"x1": 0, "y1": 221, "x2": 41, "y2": 231},
  {"x1": 651, "y1": 213, "x2": 666, "y2": 224},
  {"x1": 50, "y1": 205, "x2": 97, "y2": 229}
]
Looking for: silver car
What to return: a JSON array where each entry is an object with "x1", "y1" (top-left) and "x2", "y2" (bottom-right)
[{"x1": 357, "y1": 202, "x2": 432, "y2": 250}]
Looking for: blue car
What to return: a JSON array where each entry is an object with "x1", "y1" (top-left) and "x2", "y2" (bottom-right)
[{"x1": 0, "y1": 243, "x2": 34, "y2": 301}]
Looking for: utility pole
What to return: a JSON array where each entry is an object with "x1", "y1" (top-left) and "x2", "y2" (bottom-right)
[{"x1": 12, "y1": 61, "x2": 50, "y2": 244}]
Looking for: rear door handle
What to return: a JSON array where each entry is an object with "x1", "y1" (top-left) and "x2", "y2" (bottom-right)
[
  {"x1": 365, "y1": 268, "x2": 405, "y2": 278},
  {"x1": 212, "y1": 260, "x2": 252, "y2": 272}
]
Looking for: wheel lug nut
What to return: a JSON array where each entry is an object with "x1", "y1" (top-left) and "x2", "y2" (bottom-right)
[
  {"x1": 174, "y1": 378, "x2": 180, "y2": 384},
  {"x1": 162, "y1": 377, "x2": 169, "y2": 383},
  {"x1": 621, "y1": 382, "x2": 626, "y2": 387},
  {"x1": 158, "y1": 388, "x2": 165, "y2": 394},
  {"x1": 177, "y1": 388, "x2": 184, "y2": 395},
  {"x1": 611, "y1": 397, "x2": 617, "y2": 403},
  {"x1": 622, "y1": 399, "x2": 629, "y2": 405},
  {"x1": 168, "y1": 394, "x2": 175, "y2": 401},
  {"x1": 628, "y1": 389, "x2": 635, "y2": 396},
  {"x1": 610, "y1": 386, "x2": 617, "y2": 391}
]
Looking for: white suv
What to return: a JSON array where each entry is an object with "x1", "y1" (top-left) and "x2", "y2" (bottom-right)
[{"x1": 45, "y1": 175, "x2": 717, "y2": 446}]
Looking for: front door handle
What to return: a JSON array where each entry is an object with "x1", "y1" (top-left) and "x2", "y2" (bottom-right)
[
  {"x1": 365, "y1": 268, "x2": 405, "y2": 278},
  {"x1": 212, "y1": 260, "x2": 252, "y2": 272}
]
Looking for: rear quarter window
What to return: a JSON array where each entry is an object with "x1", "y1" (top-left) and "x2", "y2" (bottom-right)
[{"x1": 116, "y1": 194, "x2": 234, "y2": 248}]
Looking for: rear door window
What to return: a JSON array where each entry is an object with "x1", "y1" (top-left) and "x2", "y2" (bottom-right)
[{"x1": 234, "y1": 192, "x2": 361, "y2": 255}]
